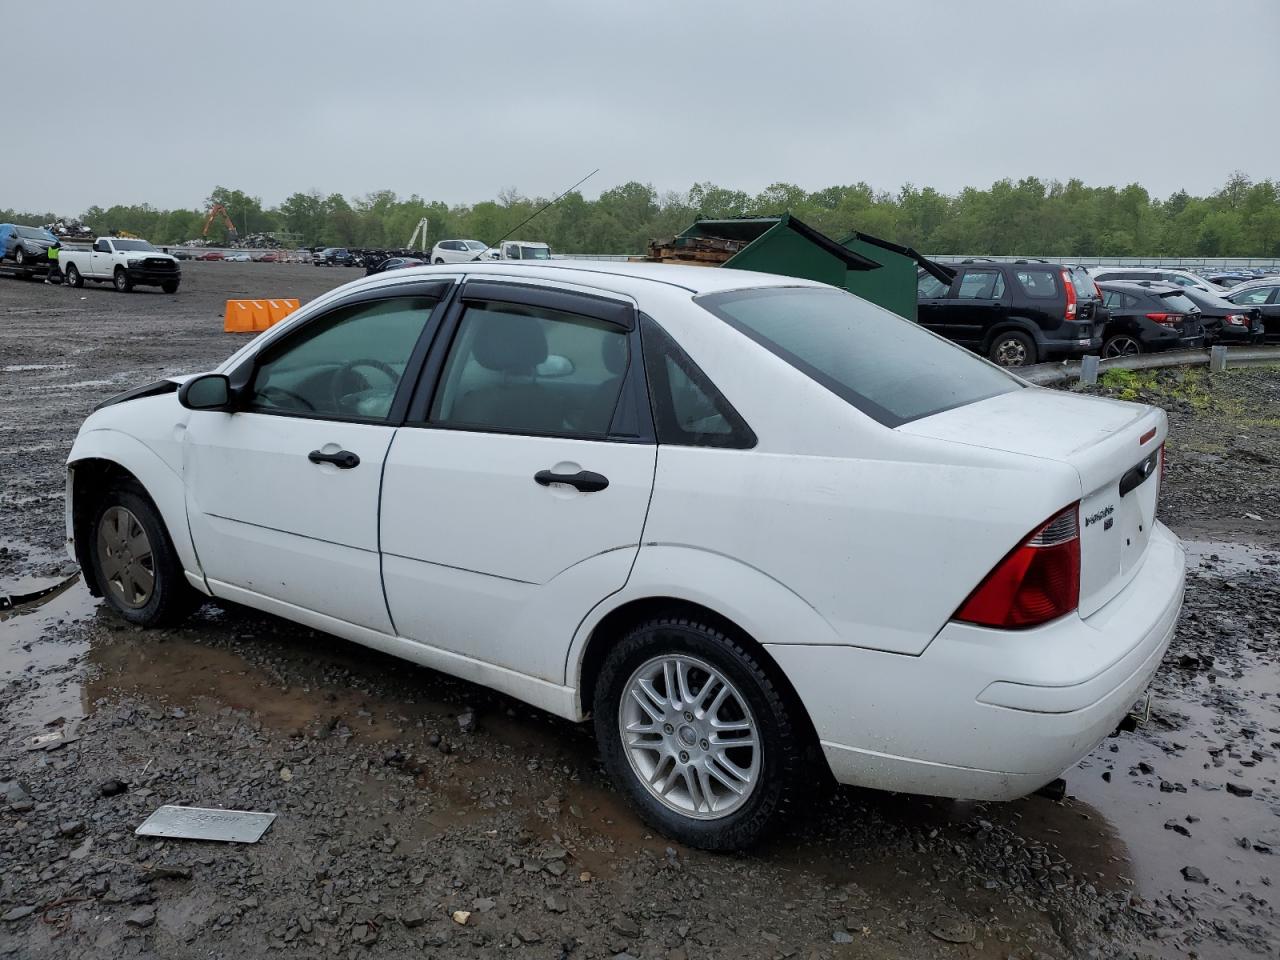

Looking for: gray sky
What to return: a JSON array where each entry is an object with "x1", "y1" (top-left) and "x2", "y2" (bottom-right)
[{"x1": 7, "y1": 0, "x2": 1278, "y2": 214}]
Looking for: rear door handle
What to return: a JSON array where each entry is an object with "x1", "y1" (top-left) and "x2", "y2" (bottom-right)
[
  {"x1": 534, "y1": 469, "x2": 609, "y2": 493},
  {"x1": 308, "y1": 449, "x2": 360, "y2": 469}
]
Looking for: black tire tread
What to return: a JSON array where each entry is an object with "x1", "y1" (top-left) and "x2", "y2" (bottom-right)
[{"x1": 592, "y1": 615, "x2": 805, "y2": 851}]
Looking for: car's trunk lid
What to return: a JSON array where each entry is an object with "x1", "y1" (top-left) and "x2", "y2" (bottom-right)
[{"x1": 899, "y1": 388, "x2": 1166, "y2": 617}]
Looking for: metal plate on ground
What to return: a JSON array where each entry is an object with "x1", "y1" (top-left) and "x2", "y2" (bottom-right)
[{"x1": 135, "y1": 805, "x2": 277, "y2": 843}]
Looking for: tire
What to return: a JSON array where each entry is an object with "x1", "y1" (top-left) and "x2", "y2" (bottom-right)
[
  {"x1": 987, "y1": 330, "x2": 1037, "y2": 367},
  {"x1": 14, "y1": 247, "x2": 26, "y2": 266},
  {"x1": 433, "y1": 257, "x2": 444, "y2": 264},
  {"x1": 162, "y1": 280, "x2": 179, "y2": 294},
  {"x1": 113, "y1": 267, "x2": 133, "y2": 292},
  {"x1": 1102, "y1": 334, "x2": 1142, "y2": 358},
  {"x1": 88, "y1": 483, "x2": 198, "y2": 627},
  {"x1": 593, "y1": 616, "x2": 805, "y2": 850},
  {"x1": 65, "y1": 264, "x2": 84, "y2": 288}
]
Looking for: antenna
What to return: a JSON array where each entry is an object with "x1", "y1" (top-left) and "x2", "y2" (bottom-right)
[{"x1": 475, "y1": 168, "x2": 599, "y2": 260}]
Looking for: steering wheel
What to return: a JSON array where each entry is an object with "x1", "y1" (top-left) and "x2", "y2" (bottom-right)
[
  {"x1": 258, "y1": 385, "x2": 316, "y2": 411},
  {"x1": 331, "y1": 358, "x2": 398, "y2": 411}
]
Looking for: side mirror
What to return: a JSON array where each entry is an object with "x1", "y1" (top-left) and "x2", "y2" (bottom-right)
[{"x1": 179, "y1": 373, "x2": 233, "y2": 411}]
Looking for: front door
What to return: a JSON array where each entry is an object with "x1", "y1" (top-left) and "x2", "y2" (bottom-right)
[
  {"x1": 915, "y1": 271, "x2": 953, "y2": 338},
  {"x1": 379, "y1": 281, "x2": 656, "y2": 682},
  {"x1": 948, "y1": 268, "x2": 1008, "y2": 348},
  {"x1": 183, "y1": 289, "x2": 448, "y2": 632}
]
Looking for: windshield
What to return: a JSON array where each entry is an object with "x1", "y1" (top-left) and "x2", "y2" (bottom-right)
[
  {"x1": 697, "y1": 286, "x2": 1021, "y2": 427},
  {"x1": 113, "y1": 239, "x2": 157, "y2": 252},
  {"x1": 15, "y1": 226, "x2": 52, "y2": 240},
  {"x1": 519, "y1": 245, "x2": 551, "y2": 260},
  {"x1": 464, "y1": 240, "x2": 487, "y2": 250}
]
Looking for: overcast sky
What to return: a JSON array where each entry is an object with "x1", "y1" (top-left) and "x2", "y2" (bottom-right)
[{"x1": 7, "y1": 0, "x2": 1278, "y2": 214}]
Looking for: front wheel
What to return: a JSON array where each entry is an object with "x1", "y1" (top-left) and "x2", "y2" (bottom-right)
[
  {"x1": 1102, "y1": 334, "x2": 1142, "y2": 358},
  {"x1": 162, "y1": 280, "x2": 179, "y2": 294},
  {"x1": 988, "y1": 330, "x2": 1037, "y2": 367},
  {"x1": 14, "y1": 248, "x2": 26, "y2": 266},
  {"x1": 593, "y1": 616, "x2": 806, "y2": 850},
  {"x1": 88, "y1": 484, "x2": 198, "y2": 626},
  {"x1": 113, "y1": 267, "x2": 133, "y2": 292},
  {"x1": 433, "y1": 257, "x2": 444, "y2": 264}
]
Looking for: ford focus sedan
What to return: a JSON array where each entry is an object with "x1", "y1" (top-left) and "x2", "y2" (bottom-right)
[{"x1": 65, "y1": 262, "x2": 1184, "y2": 849}]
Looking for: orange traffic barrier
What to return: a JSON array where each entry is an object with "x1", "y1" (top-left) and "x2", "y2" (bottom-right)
[{"x1": 224, "y1": 298, "x2": 301, "y2": 333}]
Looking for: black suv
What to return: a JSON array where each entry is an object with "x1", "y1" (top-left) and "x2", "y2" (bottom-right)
[
  {"x1": 1096, "y1": 281, "x2": 1205, "y2": 356},
  {"x1": 313, "y1": 247, "x2": 355, "y2": 267},
  {"x1": 917, "y1": 260, "x2": 1105, "y2": 366}
]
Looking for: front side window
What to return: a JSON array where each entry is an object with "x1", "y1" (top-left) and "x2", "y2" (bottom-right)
[
  {"x1": 956, "y1": 270, "x2": 1005, "y2": 300},
  {"x1": 430, "y1": 302, "x2": 629, "y2": 438},
  {"x1": 698, "y1": 286, "x2": 1020, "y2": 427},
  {"x1": 1015, "y1": 269, "x2": 1059, "y2": 299},
  {"x1": 1231, "y1": 286, "x2": 1275, "y2": 305},
  {"x1": 917, "y1": 273, "x2": 949, "y2": 298},
  {"x1": 247, "y1": 296, "x2": 438, "y2": 420}
]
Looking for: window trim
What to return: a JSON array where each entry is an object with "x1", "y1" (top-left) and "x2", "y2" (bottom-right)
[
  {"x1": 402, "y1": 280, "x2": 654, "y2": 444},
  {"x1": 228, "y1": 280, "x2": 457, "y2": 426}
]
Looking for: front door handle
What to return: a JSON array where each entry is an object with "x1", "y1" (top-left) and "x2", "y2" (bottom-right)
[
  {"x1": 308, "y1": 449, "x2": 360, "y2": 469},
  {"x1": 534, "y1": 469, "x2": 609, "y2": 493}
]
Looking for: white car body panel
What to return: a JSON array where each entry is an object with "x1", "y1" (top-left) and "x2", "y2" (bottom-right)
[{"x1": 65, "y1": 260, "x2": 1185, "y2": 803}]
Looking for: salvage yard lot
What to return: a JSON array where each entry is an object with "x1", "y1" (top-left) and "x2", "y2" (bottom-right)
[{"x1": 1, "y1": 263, "x2": 1278, "y2": 959}]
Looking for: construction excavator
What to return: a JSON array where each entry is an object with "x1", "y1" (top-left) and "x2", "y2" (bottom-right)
[{"x1": 201, "y1": 203, "x2": 239, "y2": 243}]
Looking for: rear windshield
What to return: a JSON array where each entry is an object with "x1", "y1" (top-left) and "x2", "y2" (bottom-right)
[
  {"x1": 696, "y1": 286, "x2": 1020, "y2": 427},
  {"x1": 1159, "y1": 292, "x2": 1200, "y2": 314},
  {"x1": 1069, "y1": 267, "x2": 1096, "y2": 299},
  {"x1": 519, "y1": 245, "x2": 551, "y2": 260}
]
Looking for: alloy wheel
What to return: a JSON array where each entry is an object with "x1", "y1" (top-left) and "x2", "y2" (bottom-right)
[
  {"x1": 96, "y1": 506, "x2": 155, "y2": 609},
  {"x1": 618, "y1": 654, "x2": 761, "y2": 819},
  {"x1": 1104, "y1": 336, "x2": 1141, "y2": 358},
  {"x1": 992, "y1": 337, "x2": 1028, "y2": 366}
]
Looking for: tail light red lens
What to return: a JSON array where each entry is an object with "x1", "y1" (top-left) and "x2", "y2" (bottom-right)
[
  {"x1": 1062, "y1": 270, "x2": 1077, "y2": 320},
  {"x1": 1224, "y1": 314, "x2": 1248, "y2": 326},
  {"x1": 1145, "y1": 312, "x2": 1180, "y2": 326},
  {"x1": 955, "y1": 505, "x2": 1081, "y2": 630}
]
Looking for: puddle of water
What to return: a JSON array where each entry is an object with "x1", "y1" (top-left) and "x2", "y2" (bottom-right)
[{"x1": 1182, "y1": 539, "x2": 1280, "y2": 576}]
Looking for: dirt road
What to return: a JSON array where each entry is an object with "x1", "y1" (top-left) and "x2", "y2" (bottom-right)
[{"x1": 1, "y1": 264, "x2": 1277, "y2": 959}]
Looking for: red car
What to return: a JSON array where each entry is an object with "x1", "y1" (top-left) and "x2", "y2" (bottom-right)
[
  {"x1": 257, "y1": 252, "x2": 279, "y2": 263},
  {"x1": 196, "y1": 251, "x2": 224, "y2": 262}
]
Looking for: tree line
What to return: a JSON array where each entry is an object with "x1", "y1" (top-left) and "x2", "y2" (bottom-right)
[{"x1": 4, "y1": 173, "x2": 1278, "y2": 257}]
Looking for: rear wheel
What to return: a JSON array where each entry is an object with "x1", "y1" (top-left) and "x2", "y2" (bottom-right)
[
  {"x1": 64, "y1": 263, "x2": 84, "y2": 288},
  {"x1": 88, "y1": 484, "x2": 198, "y2": 627},
  {"x1": 113, "y1": 267, "x2": 133, "y2": 292},
  {"x1": 1102, "y1": 334, "x2": 1142, "y2": 358},
  {"x1": 988, "y1": 330, "x2": 1037, "y2": 367},
  {"x1": 593, "y1": 616, "x2": 805, "y2": 850},
  {"x1": 433, "y1": 257, "x2": 444, "y2": 264}
]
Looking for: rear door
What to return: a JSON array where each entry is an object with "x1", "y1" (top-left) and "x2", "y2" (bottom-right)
[
  {"x1": 947, "y1": 268, "x2": 1008, "y2": 347},
  {"x1": 379, "y1": 279, "x2": 657, "y2": 682},
  {"x1": 1231, "y1": 285, "x2": 1280, "y2": 339}
]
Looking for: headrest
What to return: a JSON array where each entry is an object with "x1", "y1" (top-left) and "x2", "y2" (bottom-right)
[
  {"x1": 602, "y1": 333, "x2": 628, "y2": 375},
  {"x1": 473, "y1": 313, "x2": 548, "y2": 373}
]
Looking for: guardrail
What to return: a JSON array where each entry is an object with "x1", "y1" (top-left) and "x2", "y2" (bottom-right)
[
  {"x1": 928, "y1": 255, "x2": 1280, "y2": 270},
  {"x1": 1020, "y1": 346, "x2": 1280, "y2": 386}
]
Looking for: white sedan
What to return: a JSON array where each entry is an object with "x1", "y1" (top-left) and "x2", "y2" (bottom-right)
[
  {"x1": 430, "y1": 239, "x2": 489, "y2": 263},
  {"x1": 66, "y1": 262, "x2": 1184, "y2": 849}
]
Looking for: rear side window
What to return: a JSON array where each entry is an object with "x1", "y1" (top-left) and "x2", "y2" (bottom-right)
[
  {"x1": 640, "y1": 315, "x2": 754, "y2": 448},
  {"x1": 956, "y1": 270, "x2": 1005, "y2": 299},
  {"x1": 1014, "y1": 269, "x2": 1059, "y2": 299},
  {"x1": 1232, "y1": 286, "x2": 1277, "y2": 305},
  {"x1": 697, "y1": 286, "x2": 1020, "y2": 427}
]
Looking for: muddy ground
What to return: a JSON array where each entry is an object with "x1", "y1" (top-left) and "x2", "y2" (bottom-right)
[{"x1": 1, "y1": 263, "x2": 1277, "y2": 960}]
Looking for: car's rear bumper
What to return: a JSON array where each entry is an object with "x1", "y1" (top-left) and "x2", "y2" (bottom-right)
[{"x1": 768, "y1": 522, "x2": 1184, "y2": 800}]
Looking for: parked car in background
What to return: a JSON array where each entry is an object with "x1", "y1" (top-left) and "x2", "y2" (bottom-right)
[
  {"x1": 314, "y1": 247, "x2": 355, "y2": 267},
  {"x1": 1088, "y1": 267, "x2": 1221, "y2": 294},
  {"x1": 365, "y1": 256, "x2": 425, "y2": 276},
  {"x1": 1096, "y1": 281, "x2": 1205, "y2": 356},
  {"x1": 917, "y1": 261, "x2": 1105, "y2": 366},
  {"x1": 196, "y1": 251, "x2": 224, "y2": 262},
  {"x1": 0, "y1": 223, "x2": 59, "y2": 266},
  {"x1": 1224, "y1": 282, "x2": 1280, "y2": 340},
  {"x1": 431, "y1": 239, "x2": 489, "y2": 263},
  {"x1": 1202, "y1": 271, "x2": 1254, "y2": 289},
  {"x1": 1177, "y1": 285, "x2": 1264, "y2": 344},
  {"x1": 257, "y1": 252, "x2": 279, "y2": 263},
  {"x1": 487, "y1": 240, "x2": 553, "y2": 261},
  {"x1": 224, "y1": 252, "x2": 252, "y2": 263},
  {"x1": 65, "y1": 260, "x2": 1183, "y2": 849},
  {"x1": 59, "y1": 237, "x2": 181, "y2": 293}
]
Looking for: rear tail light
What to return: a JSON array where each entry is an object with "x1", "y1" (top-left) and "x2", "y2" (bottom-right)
[
  {"x1": 1145, "y1": 312, "x2": 1181, "y2": 327},
  {"x1": 1062, "y1": 270, "x2": 1077, "y2": 320},
  {"x1": 955, "y1": 505, "x2": 1081, "y2": 630},
  {"x1": 1224, "y1": 314, "x2": 1248, "y2": 326}
]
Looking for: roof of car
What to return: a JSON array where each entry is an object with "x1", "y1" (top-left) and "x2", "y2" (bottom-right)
[
  {"x1": 1096, "y1": 279, "x2": 1186, "y2": 294},
  {"x1": 356, "y1": 259, "x2": 829, "y2": 298}
]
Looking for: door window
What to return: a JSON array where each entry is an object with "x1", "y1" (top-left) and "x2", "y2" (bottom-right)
[
  {"x1": 1102, "y1": 290, "x2": 1122, "y2": 309},
  {"x1": 246, "y1": 296, "x2": 439, "y2": 421},
  {"x1": 917, "y1": 273, "x2": 950, "y2": 298},
  {"x1": 956, "y1": 271, "x2": 1006, "y2": 299},
  {"x1": 1232, "y1": 286, "x2": 1276, "y2": 305},
  {"x1": 1014, "y1": 269, "x2": 1059, "y2": 299},
  {"x1": 430, "y1": 302, "x2": 630, "y2": 438}
]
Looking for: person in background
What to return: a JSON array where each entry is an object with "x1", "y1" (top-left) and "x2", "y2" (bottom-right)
[{"x1": 44, "y1": 240, "x2": 61, "y2": 285}]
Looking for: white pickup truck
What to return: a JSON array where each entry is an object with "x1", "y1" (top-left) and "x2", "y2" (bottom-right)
[
  {"x1": 485, "y1": 240, "x2": 552, "y2": 261},
  {"x1": 60, "y1": 237, "x2": 181, "y2": 293}
]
